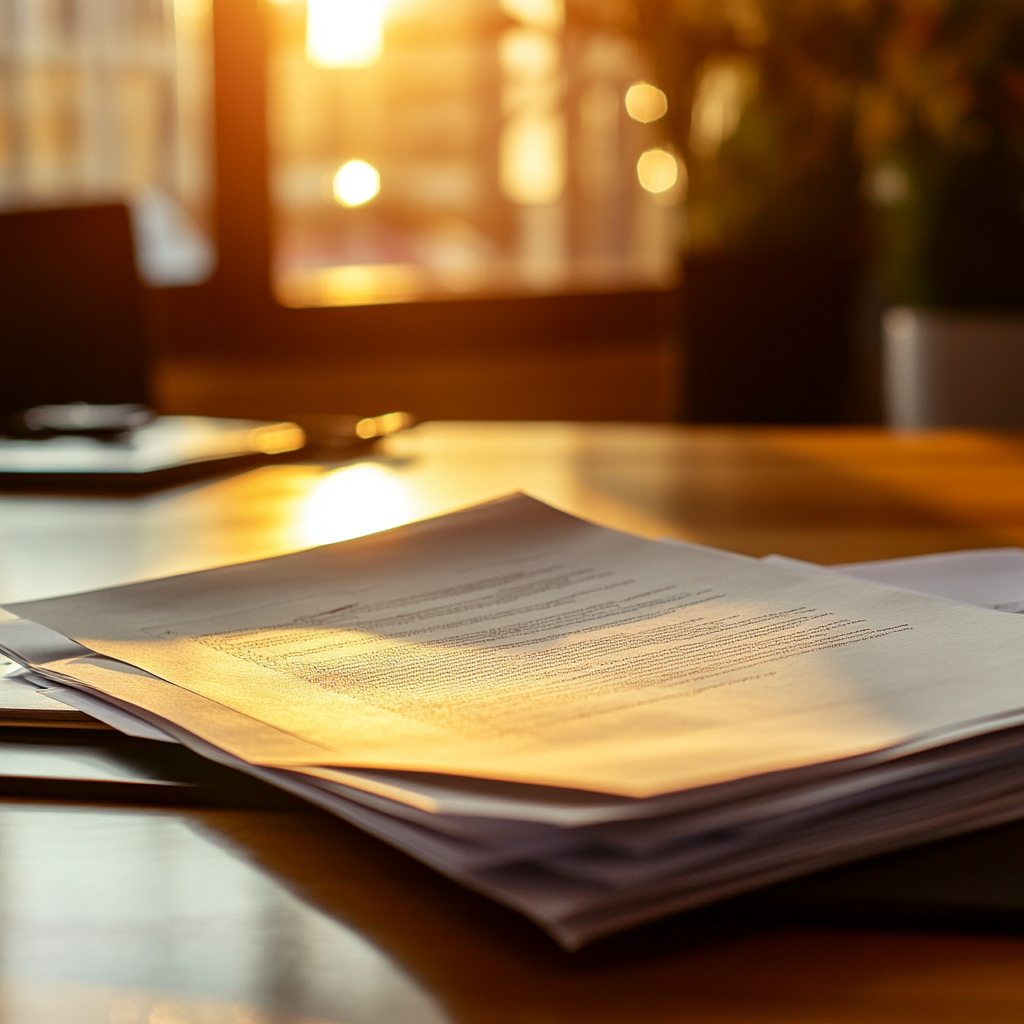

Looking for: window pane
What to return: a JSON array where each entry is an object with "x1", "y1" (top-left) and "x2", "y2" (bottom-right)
[
  {"x1": 0, "y1": 0, "x2": 215, "y2": 286},
  {"x1": 267, "y1": 0, "x2": 681, "y2": 307}
]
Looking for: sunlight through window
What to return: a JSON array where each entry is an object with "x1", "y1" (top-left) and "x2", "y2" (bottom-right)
[
  {"x1": 268, "y1": 0, "x2": 680, "y2": 306},
  {"x1": 306, "y1": 0, "x2": 388, "y2": 68},
  {"x1": 332, "y1": 160, "x2": 381, "y2": 207}
]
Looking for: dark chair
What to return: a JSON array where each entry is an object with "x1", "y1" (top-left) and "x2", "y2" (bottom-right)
[{"x1": 0, "y1": 204, "x2": 150, "y2": 431}]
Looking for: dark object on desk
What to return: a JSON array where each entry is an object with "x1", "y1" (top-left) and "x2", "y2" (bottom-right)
[
  {"x1": 6, "y1": 402, "x2": 153, "y2": 440},
  {"x1": 0, "y1": 415, "x2": 306, "y2": 491},
  {"x1": 0, "y1": 204, "x2": 150, "y2": 433},
  {"x1": 290, "y1": 411, "x2": 416, "y2": 455},
  {"x1": 0, "y1": 409, "x2": 415, "y2": 493}
]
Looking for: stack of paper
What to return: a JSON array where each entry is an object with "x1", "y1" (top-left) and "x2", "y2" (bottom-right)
[{"x1": 1, "y1": 495, "x2": 1022, "y2": 949}]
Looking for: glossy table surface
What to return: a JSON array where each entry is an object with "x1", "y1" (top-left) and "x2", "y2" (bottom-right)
[{"x1": 1, "y1": 422, "x2": 1023, "y2": 1024}]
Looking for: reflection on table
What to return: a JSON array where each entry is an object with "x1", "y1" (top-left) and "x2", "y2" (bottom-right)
[{"x1": 0, "y1": 423, "x2": 1022, "y2": 1024}]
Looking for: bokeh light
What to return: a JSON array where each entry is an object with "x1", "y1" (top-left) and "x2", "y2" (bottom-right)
[
  {"x1": 636, "y1": 148, "x2": 678, "y2": 194},
  {"x1": 625, "y1": 82, "x2": 668, "y2": 123},
  {"x1": 333, "y1": 160, "x2": 381, "y2": 207},
  {"x1": 306, "y1": 0, "x2": 387, "y2": 69}
]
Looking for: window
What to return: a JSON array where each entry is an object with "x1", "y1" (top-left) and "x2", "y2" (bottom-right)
[
  {"x1": 266, "y1": 0, "x2": 682, "y2": 308},
  {"x1": 0, "y1": 0, "x2": 215, "y2": 285}
]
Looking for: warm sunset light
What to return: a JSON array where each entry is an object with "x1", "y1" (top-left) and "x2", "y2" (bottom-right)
[
  {"x1": 306, "y1": 0, "x2": 387, "y2": 69},
  {"x1": 267, "y1": 0, "x2": 681, "y2": 302},
  {"x1": 636, "y1": 148, "x2": 678, "y2": 194},
  {"x1": 302, "y1": 463, "x2": 413, "y2": 546},
  {"x1": 500, "y1": 113, "x2": 566, "y2": 205},
  {"x1": 498, "y1": 28, "x2": 565, "y2": 206},
  {"x1": 333, "y1": 160, "x2": 380, "y2": 206},
  {"x1": 354, "y1": 412, "x2": 414, "y2": 439},
  {"x1": 499, "y1": 0, "x2": 564, "y2": 31},
  {"x1": 246, "y1": 422, "x2": 306, "y2": 454},
  {"x1": 625, "y1": 82, "x2": 668, "y2": 123},
  {"x1": 276, "y1": 263, "x2": 424, "y2": 307}
]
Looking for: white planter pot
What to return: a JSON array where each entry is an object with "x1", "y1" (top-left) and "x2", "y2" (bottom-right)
[{"x1": 882, "y1": 307, "x2": 1024, "y2": 430}]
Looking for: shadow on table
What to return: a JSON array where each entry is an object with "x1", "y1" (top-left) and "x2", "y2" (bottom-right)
[{"x1": 188, "y1": 804, "x2": 1024, "y2": 1024}]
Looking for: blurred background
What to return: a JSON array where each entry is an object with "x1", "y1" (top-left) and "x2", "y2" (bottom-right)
[{"x1": 2, "y1": 0, "x2": 1022, "y2": 426}]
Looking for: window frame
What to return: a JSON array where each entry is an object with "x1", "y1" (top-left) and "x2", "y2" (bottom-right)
[{"x1": 157, "y1": 0, "x2": 678, "y2": 420}]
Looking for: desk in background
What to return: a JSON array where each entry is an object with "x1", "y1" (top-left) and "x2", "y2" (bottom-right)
[{"x1": 1, "y1": 423, "x2": 1022, "y2": 1024}]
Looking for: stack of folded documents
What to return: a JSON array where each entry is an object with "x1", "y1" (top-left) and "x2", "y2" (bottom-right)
[{"x1": 1, "y1": 495, "x2": 1022, "y2": 949}]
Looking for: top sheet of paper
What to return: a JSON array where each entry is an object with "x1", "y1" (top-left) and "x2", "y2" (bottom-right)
[
  {"x1": 835, "y1": 548, "x2": 1024, "y2": 613},
  {"x1": 6, "y1": 494, "x2": 1023, "y2": 797}
]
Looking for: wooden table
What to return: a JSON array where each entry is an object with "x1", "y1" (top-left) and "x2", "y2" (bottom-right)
[{"x1": 1, "y1": 423, "x2": 1022, "y2": 1024}]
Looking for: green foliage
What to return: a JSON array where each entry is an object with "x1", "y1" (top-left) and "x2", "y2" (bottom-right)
[{"x1": 605, "y1": 0, "x2": 1024, "y2": 305}]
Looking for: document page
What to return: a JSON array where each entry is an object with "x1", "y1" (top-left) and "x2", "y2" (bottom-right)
[
  {"x1": 835, "y1": 548, "x2": 1024, "y2": 613},
  {"x1": 764, "y1": 548, "x2": 1024, "y2": 612},
  {"x1": 7, "y1": 495, "x2": 1023, "y2": 796}
]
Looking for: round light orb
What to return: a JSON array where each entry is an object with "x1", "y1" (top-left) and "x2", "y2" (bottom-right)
[
  {"x1": 625, "y1": 82, "x2": 668, "y2": 123},
  {"x1": 333, "y1": 160, "x2": 381, "y2": 207},
  {"x1": 636, "y1": 148, "x2": 678, "y2": 193}
]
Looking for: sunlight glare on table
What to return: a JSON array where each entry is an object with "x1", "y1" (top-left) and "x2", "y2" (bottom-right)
[{"x1": 301, "y1": 462, "x2": 414, "y2": 546}]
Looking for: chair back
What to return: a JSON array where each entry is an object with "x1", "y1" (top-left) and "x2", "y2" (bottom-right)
[{"x1": 0, "y1": 204, "x2": 150, "y2": 424}]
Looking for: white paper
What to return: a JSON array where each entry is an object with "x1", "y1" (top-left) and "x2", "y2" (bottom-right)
[
  {"x1": 6, "y1": 494, "x2": 1023, "y2": 797},
  {"x1": 763, "y1": 547, "x2": 1024, "y2": 612},
  {"x1": 35, "y1": 679, "x2": 178, "y2": 742}
]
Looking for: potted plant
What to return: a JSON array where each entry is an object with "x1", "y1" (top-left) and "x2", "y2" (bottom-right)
[
  {"x1": 625, "y1": 0, "x2": 1024, "y2": 424},
  {"x1": 855, "y1": 0, "x2": 1024, "y2": 427}
]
